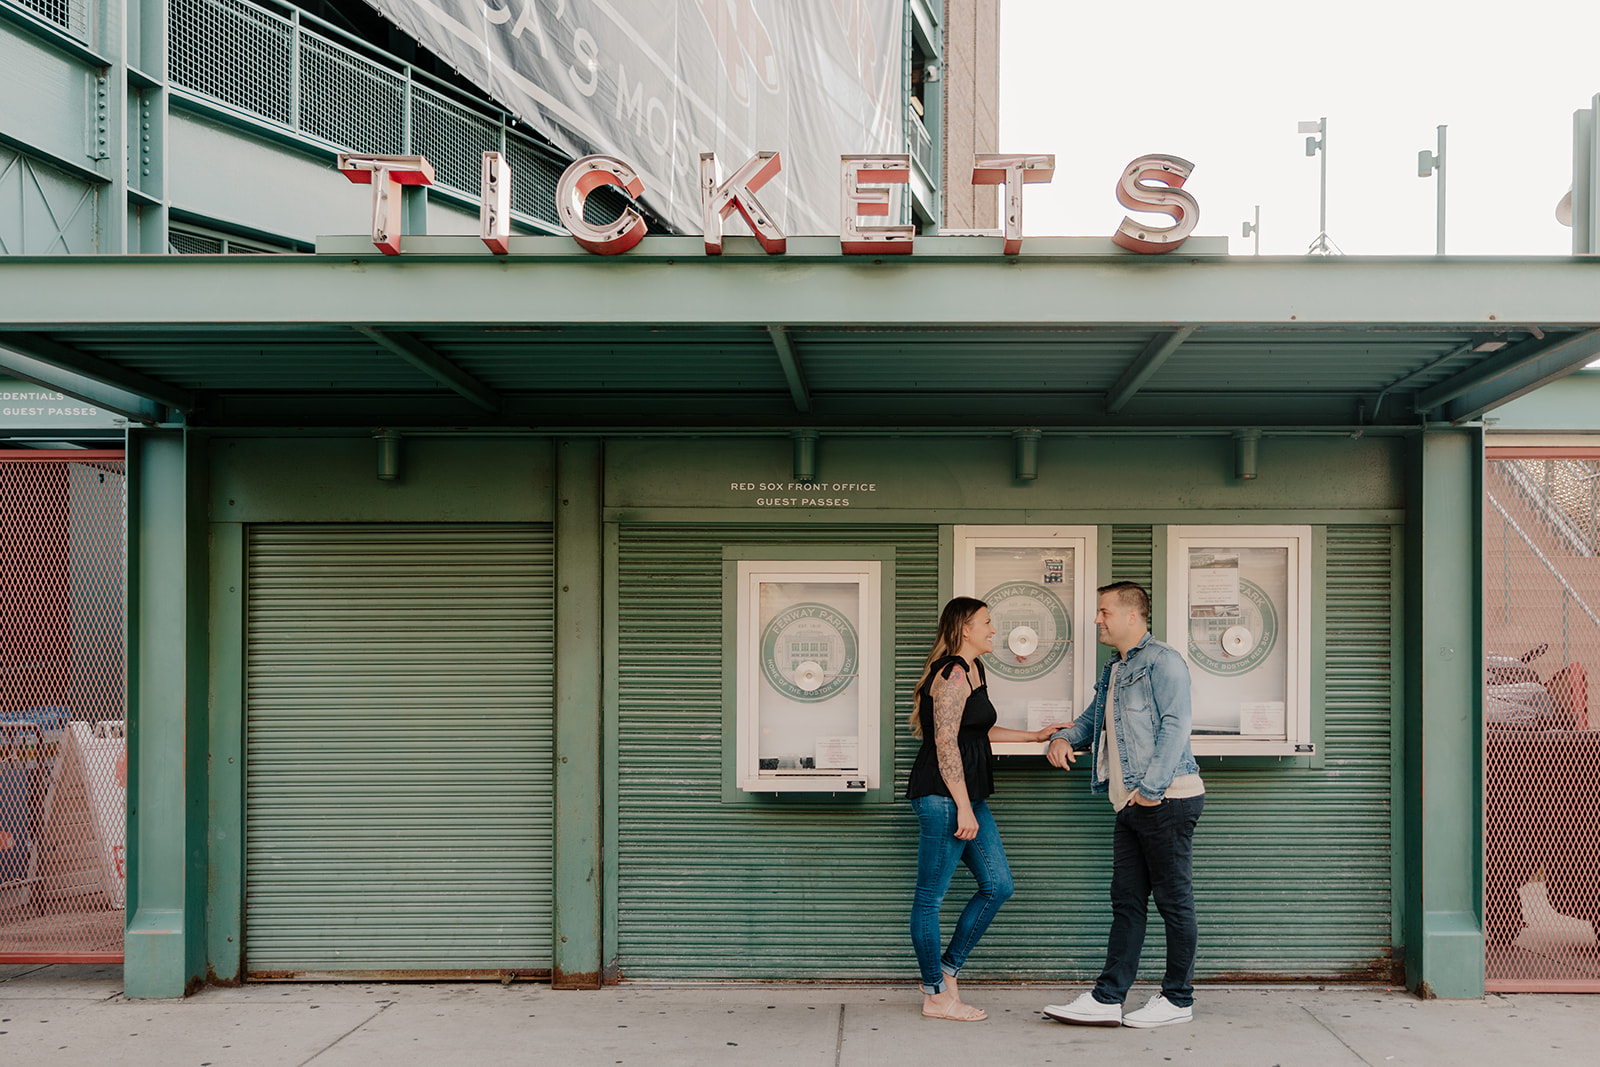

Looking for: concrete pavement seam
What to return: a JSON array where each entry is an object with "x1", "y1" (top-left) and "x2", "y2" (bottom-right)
[
  {"x1": 296, "y1": 1000, "x2": 394, "y2": 1066},
  {"x1": 1299, "y1": 1001, "x2": 1377, "y2": 1066},
  {"x1": 833, "y1": 1002, "x2": 845, "y2": 1067}
]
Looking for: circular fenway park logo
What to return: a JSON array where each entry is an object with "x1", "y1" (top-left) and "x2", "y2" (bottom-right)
[
  {"x1": 761, "y1": 602, "x2": 859, "y2": 702},
  {"x1": 1189, "y1": 579, "x2": 1278, "y2": 677},
  {"x1": 982, "y1": 581, "x2": 1071, "y2": 682}
]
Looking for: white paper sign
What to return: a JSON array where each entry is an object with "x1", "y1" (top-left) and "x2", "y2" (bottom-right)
[
  {"x1": 814, "y1": 735, "x2": 860, "y2": 770},
  {"x1": 1188, "y1": 552, "x2": 1241, "y2": 617},
  {"x1": 1241, "y1": 701, "x2": 1286, "y2": 736},
  {"x1": 1027, "y1": 699, "x2": 1074, "y2": 731}
]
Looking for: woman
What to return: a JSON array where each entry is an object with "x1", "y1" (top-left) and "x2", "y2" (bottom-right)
[{"x1": 906, "y1": 596, "x2": 1065, "y2": 1022}]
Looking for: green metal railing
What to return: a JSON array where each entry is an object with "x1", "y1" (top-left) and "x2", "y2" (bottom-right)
[
  {"x1": 12, "y1": 0, "x2": 85, "y2": 39},
  {"x1": 167, "y1": 0, "x2": 568, "y2": 229}
]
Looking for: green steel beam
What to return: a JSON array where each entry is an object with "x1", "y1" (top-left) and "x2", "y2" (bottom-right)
[
  {"x1": 0, "y1": 332, "x2": 195, "y2": 411},
  {"x1": 552, "y1": 438, "x2": 602, "y2": 988},
  {"x1": 354, "y1": 326, "x2": 502, "y2": 411},
  {"x1": 767, "y1": 325, "x2": 812, "y2": 413},
  {"x1": 124, "y1": 429, "x2": 211, "y2": 998},
  {"x1": 4, "y1": 244, "x2": 1600, "y2": 328},
  {"x1": 1427, "y1": 328, "x2": 1600, "y2": 423},
  {"x1": 200, "y1": 390, "x2": 1421, "y2": 429},
  {"x1": 1104, "y1": 326, "x2": 1194, "y2": 414},
  {"x1": 1401, "y1": 429, "x2": 1484, "y2": 998},
  {"x1": 0, "y1": 341, "x2": 164, "y2": 424}
]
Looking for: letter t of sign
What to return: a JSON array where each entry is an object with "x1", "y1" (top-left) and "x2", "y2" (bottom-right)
[
  {"x1": 336, "y1": 153, "x2": 436, "y2": 256},
  {"x1": 701, "y1": 151, "x2": 786, "y2": 254},
  {"x1": 971, "y1": 154, "x2": 1055, "y2": 254}
]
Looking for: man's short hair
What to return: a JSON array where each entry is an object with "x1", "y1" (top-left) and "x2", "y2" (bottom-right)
[{"x1": 1098, "y1": 581, "x2": 1151, "y2": 624}]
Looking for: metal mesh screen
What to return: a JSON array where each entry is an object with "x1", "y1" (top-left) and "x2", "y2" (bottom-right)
[
  {"x1": 0, "y1": 452, "x2": 126, "y2": 963},
  {"x1": 17, "y1": 0, "x2": 86, "y2": 38},
  {"x1": 169, "y1": 0, "x2": 294, "y2": 125},
  {"x1": 1485, "y1": 451, "x2": 1600, "y2": 990},
  {"x1": 412, "y1": 86, "x2": 502, "y2": 198},
  {"x1": 166, "y1": 0, "x2": 569, "y2": 228},
  {"x1": 505, "y1": 135, "x2": 562, "y2": 224},
  {"x1": 168, "y1": 228, "x2": 224, "y2": 254},
  {"x1": 297, "y1": 33, "x2": 404, "y2": 155}
]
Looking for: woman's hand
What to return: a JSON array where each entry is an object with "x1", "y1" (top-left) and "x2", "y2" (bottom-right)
[
  {"x1": 1032, "y1": 722, "x2": 1073, "y2": 743},
  {"x1": 954, "y1": 805, "x2": 979, "y2": 840}
]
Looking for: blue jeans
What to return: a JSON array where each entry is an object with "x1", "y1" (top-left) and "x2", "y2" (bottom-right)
[
  {"x1": 910, "y1": 795, "x2": 1015, "y2": 994},
  {"x1": 1093, "y1": 794, "x2": 1204, "y2": 1007}
]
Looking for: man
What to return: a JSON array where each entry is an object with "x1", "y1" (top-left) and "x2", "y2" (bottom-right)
[{"x1": 1040, "y1": 581, "x2": 1205, "y2": 1029}]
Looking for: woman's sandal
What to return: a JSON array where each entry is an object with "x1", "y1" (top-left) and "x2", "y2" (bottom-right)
[{"x1": 921, "y1": 1001, "x2": 987, "y2": 1022}]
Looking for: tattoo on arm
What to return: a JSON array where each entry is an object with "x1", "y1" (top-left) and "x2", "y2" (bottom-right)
[{"x1": 931, "y1": 668, "x2": 967, "y2": 788}]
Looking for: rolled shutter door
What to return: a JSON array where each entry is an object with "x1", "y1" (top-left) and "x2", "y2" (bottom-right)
[{"x1": 245, "y1": 523, "x2": 554, "y2": 976}]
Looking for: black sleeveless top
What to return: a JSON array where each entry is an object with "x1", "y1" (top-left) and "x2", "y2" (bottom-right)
[{"x1": 906, "y1": 656, "x2": 998, "y2": 802}]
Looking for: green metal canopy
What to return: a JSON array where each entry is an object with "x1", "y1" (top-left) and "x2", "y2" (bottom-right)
[{"x1": 3, "y1": 236, "x2": 1598, "y2": 431}]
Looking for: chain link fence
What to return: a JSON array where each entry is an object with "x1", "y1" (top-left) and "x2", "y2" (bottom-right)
[
  {"x1": 0, "y1": 452, "x2": 126, "y2": 963},
  {"x1": 1485, "y1": 451, "x2": 1600, "y2": 990}
]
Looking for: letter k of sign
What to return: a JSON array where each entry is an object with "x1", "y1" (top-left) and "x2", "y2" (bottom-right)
[{"x1": 693, "y1": 0, "x2": 779, "y2": 105}]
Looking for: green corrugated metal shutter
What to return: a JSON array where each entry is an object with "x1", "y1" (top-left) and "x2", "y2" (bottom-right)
[
  {"x1": 245, "y1": 524, "x2": 554, "y2": 976},
  {"x1": 616, "y1": 523, "x2": 1394, "y2": 982}
]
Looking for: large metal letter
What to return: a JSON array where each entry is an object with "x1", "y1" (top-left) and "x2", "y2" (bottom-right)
[
  {"x1": 840, "y1": 155, "x2": 913, "y2": 254},
  {"x1": 972, "y1": 154, "x2": 1055, "y2": 254},
  {"x1": 701, "y1": 151, "x2": 786, "y2": 255},
  {"x1": 557, "y1": 154, "x2": 648, "y2": 255},
  {"x1": 337, "y1": 153, "x2": 435, "y2": 256},
  {"x1": 480, "y1": 151, "x2": 511, "y2": 255},
  {"x1": 1112, "y1": 154, "x2": 1199, "y2": 254}
]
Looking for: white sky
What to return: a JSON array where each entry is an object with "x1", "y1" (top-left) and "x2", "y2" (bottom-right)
[{"x1": 998, "y1": 0, "x2": 1600, "y2": 256}]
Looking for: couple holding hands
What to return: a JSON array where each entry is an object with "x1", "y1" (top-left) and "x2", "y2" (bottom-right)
[{"x1": 906, "y1": 585, "x2": 1205, "y2": 1029}]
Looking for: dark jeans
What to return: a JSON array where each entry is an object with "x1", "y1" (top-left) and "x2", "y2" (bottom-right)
[{"x1": 1092, "y1": 794, "x2": 1204, "y2": 1007}]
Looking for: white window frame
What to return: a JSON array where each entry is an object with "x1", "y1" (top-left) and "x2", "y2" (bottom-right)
[
  {"x1": 734, "y1": 560, "x2": 882, "y2": 793},
  {"x1": 953, "y1": 525, "x2": 1098, "y2": 755},
  {"x1": 1163, "y1": 525, "x2": 1314, "y2": 757}
]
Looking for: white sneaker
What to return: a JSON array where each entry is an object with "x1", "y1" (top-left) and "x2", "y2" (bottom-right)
[
  {"x1": 1122, "y1": 993, "x2": 1193, "y2": 1028},
  {"x1": 1041, "y1": 991, "x2": 1123, "y2": 1026}
]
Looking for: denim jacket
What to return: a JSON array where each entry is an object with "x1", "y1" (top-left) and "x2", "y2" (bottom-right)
[{"x1": 1048, "y1": 632, "x2": 1199, "y2": 798}]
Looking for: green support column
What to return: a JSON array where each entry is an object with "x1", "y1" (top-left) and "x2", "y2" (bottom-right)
[
  {"x1": 1402, "y1": 428, "x2": 1484, "y2": 997},
  {"x1": 553, "y1": 438, "x2": 603, "y2": 988},
  {"x1": 124, "y1": 430, "x2": 209, "y2": 998}
]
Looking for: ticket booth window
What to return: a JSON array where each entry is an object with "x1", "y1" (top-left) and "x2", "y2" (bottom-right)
[
  {"x1": 953, "y1": 526, "x2": 1098, "y2": 755},
  {"x1": 1163, "y1": 526, "x2": 1314, "y2": 756},
  {"x1": 732, "y1": 559, "x2": 883, "y2": 793}
]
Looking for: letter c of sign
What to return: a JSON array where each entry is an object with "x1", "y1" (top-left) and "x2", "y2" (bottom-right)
[
  {"x1": 1111, "y1": 154, "x2": 1199, "y2": 254},
  {"x1": 557, "y1": 155, "x2": 648, "y2": 255}
]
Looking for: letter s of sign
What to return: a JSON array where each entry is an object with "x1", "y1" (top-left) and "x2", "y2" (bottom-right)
[
  {"x1": 557, "y1": 154, "x2": 648, "y2": 255},
  {"x1": 701, "y1": 151, "x2": 786, "y2": 255},
  {"x1": 1111, "y1": 154, "x2": 1199, "y2": 254}
]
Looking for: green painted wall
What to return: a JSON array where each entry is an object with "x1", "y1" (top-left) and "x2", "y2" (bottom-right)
[{"x1": 136, "y1": 428, "x2": 1481, "y2": 995}]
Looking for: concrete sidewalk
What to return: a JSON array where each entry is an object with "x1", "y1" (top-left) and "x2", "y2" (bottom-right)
[{"x1": 2, "y1": 965, "x2": 1596, "y2": 1066}]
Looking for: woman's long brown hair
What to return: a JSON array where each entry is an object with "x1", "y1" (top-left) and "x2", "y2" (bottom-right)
[{"x1": 909, "y1": 596, "x2": 987, "y2": 738}]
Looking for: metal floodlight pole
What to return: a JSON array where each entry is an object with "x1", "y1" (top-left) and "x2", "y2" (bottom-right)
[
  {"x1": 1241, "y1": 205, "x2": 1260, "y2": 255},
  {"x1": 1417, "y1": 124, "x2": 1447, "y2": 254},
  {"x1": 1300, "y1": 117, "x2": 1331, "y2": 253}
]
